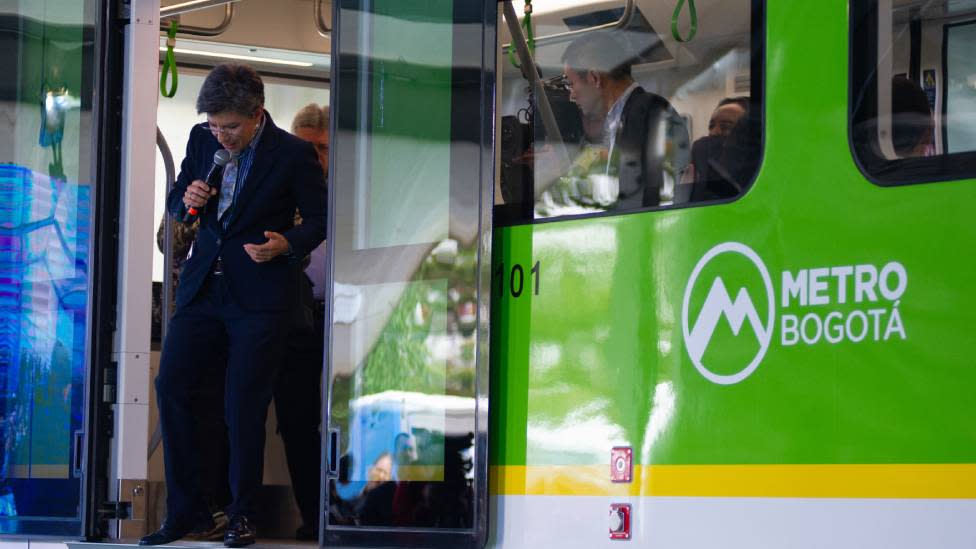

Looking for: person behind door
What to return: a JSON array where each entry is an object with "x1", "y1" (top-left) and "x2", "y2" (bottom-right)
[
  {"x1": 685, "y1": 96, "x2": 749, "y2": 202},
  {"x1": 273, "y1": 102, "x2": 329, "y2": 541},
  {"x1": 141, "y1": 63, "x2": 327, "y2": 547}
]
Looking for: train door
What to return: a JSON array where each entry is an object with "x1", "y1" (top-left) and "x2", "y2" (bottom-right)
[
  {"x1": 0, "y1": 0, "x2": 122, "y2": 542},
  {"x1": 322, "y1": 0, "x2": 495, "y2": 546}
]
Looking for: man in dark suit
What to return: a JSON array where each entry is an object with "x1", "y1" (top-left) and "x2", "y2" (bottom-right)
[
  {"x1": 561, "y1": 33, "x2": 688, "y2": 210},
  {"x1": 141, "y1": 64, "x2": 326, "y2": 547},
  {"x1": 273, "y1": 103, "x2": 330, "y2": 541}
]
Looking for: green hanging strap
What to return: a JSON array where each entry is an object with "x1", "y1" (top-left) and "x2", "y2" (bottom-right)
[
  {"x1": 160, "y1": 20, "x2": 179, "y2": 98},
  {"x1": 671, "y1": 0, "x2": 698, "y2": 43},
  {"x1": 508, "y1": 0, "x2": 535, "y2": 70}
]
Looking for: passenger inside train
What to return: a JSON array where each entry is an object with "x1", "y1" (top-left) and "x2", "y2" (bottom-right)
[
  {"x1": 850, "y1": 0, "x2": 976, "y2": 182},
  {"x1": 496, "y1": 0, "x2": 761, "y2": 223},
  {"x1": 683, "y1": 96, "x2": 749, "y2": 202},
  {"x1": 890, "y1": 75, "x2": 936, "y2": 158}
]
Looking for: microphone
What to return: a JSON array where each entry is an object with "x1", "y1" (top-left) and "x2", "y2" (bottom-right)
[{"x1": 183, "y1": 148, "x2": 233, "y2": 222}]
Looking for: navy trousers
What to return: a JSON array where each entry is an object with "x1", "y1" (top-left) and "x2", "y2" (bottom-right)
[
  {"x1": 273, "y1": 297, "x2": 324, "y2": 528},
  {"x1": 156, "y1": 274, "x2": 287, "y2": 521}
]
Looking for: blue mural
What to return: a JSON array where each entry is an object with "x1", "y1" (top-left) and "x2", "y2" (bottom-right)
[{"x1": 0, "y1": 164, "x2": 90, "y2": 527}]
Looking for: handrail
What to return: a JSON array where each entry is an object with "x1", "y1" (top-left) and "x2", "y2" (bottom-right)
[
  {"x1": 503, "y1": 0, "x2": 634, "y2": 50},
  {"x1": 157, "y1": 127, "x2": 175, "y2": 343},
  {"x1": 160, "y1": 3, "x2": 235, "y2": 37},
  {"x1": 150, "y1": 126, "x2": 175, "y2": 460},
  {"x1": 502, "y1": 0, "x2": 571, "y2": 200},
  {"x1": 160, "y1": 0, "x2": 239, "y2": 18},
  {"x1": 670, "y1": 0, "x2": 698, "y2": 43},
  {"x1": 315, "y1": 0, "x2": 331, "y2": 36}
]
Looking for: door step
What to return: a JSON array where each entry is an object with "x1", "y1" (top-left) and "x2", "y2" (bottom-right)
[{"x1": 68, "y1": 540, "x2": 315, "y2": 549}]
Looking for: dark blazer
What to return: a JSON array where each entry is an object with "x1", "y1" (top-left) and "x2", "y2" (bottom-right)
[
  {"x1": 167, "y1": 111, "x2": 327, "y2": 312},
  {"x1": 614, "y1": 87, "x2": 686, "y2": 210}
]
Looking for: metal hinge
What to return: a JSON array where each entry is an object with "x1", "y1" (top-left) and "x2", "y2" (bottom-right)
[
  {"x1": 98, "y1": 500, "x2": 132, "y2": 521},
  {"x1": 118, "y1": 1, "x2": 131, "y2": 20},
  {"x1": 103, "y1": 361, "x2": 118, "y2": 404}
]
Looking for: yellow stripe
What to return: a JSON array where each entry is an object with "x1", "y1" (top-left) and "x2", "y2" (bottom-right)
[
  {"x1": 490, "y1": 464, "x2": 976, "y2": 499},
  {"x1": 6, "y1": 464, "x2": 70, "y2": 479},
  {"x1": 28, "y1": 464, "x2": 70, "y2": 479}
]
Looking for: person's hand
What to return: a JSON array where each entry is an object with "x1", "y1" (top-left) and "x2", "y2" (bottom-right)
[
  {"x1": 243, "y1": 231, "x2": 290, "y2": 263},
  {"x1": 183, "y1": 179, "x2": 216, "y2": 209}
]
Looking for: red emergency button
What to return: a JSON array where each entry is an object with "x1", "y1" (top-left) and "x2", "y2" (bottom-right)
[
  {"x1": 611, "y1": 446, "x2": 632, "y2": 483},
  {"x1": 609, "y1": 503, "x2": 631, "y2": 540}
]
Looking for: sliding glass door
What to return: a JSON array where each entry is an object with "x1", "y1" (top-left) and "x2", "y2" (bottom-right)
[
  {"x1": 0, "y1": 0, "x2": 105, "y2": 538},
  {"x1": 323, "y1": 1, "x2": 495, "y2": 547}
]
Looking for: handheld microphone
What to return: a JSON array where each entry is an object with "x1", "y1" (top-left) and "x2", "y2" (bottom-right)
[{"x1": 183, "y1": 148, "x2": 233, "y2": 223}]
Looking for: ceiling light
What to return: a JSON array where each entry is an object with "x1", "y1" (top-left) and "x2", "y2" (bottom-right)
[{"x1": 159, "y1": 45, "x2": 314, "y2": 67}]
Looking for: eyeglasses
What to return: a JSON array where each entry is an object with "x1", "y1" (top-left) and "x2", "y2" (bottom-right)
[
  {"x1": 203, "y1": 121, "x2": 246, "y2": 136},
  {"x1": 548, "y1": 74, "x2": 570, "y2": 88}
]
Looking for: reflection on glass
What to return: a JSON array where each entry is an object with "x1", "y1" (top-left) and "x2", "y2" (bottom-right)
[
  {"x1": 946, "y1": 21, "x2": 976, "y2": 153},
  {"x1": 851, "y1": 0, "x2": 976, "y2": 178},
  {"x1": 0, "y1": 0, "x2": 95, "y2": 536},
  {"x1": 328, "y1": 0, "x2": 485, "y2": 535},
  {"x1": 497, "y1": 2, "x2": 760, "y2": 222},
  {"x1": 355, "y1": 2, "x2": 452, "y2": 250},
  {"x1": 329, "y1": 251, "x2": 479, "y2": 528}
]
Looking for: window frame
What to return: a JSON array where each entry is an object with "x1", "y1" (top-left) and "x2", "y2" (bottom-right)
[
  {"x1": 848, "y1": 0, "x2": 976, "y2": 187},
  {"x1": 493, "y1": 0, "x2": 767, "y2": 228}
]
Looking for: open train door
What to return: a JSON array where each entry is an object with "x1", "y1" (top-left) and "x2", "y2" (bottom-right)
[
  {"x1": 0, "y1": 0, "x2": 125, "y2": 542},
  {"x1": 322, "y1": 0, "x2": 495, "y2": 547}
]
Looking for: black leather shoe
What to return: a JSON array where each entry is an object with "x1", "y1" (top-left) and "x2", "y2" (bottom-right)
[
  {"x1": 223, "y1": 515, "x2": 257, "y2": 547},
  {"x1": 185, "y1": 510, "x2": 228, "y2": 541},
  {"x1": 139, "y1": 514, "x2": 214, "y2": 546}
]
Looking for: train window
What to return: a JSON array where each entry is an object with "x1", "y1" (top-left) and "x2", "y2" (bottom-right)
[
  {"x1": 850, "y1": 0, "x2": 976, "y2": 185},
  {"x1": 495, "y1": 0, "x2": 765, "y2": 225}
]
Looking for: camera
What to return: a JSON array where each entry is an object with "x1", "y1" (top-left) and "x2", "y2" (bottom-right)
[{"x1": 499, "y1": 76, "x2": 584, "y2": 213}]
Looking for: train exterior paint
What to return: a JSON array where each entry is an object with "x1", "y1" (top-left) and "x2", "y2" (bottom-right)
[
  {"x1": 487, "y1": 1, "x2": 976, "y2": 547},
  {"x1": 2, "y1": 0, "x2": 975, "y2": 546}
]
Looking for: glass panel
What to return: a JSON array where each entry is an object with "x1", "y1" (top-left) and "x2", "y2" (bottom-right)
[
  {"x1": 0, "y1": 0, "x2": 98, "y2": 537},
  {"x1": 325, "y1": 0, "x2": 491, "y2": 546},
  {"x1": 945, "y1": 21, "x2": 976, "y2": 153},
  {"x1": 496, "y1": 0, "x2": 762, "y2": 224},
  {"x1": 850, "y1": 0, "x2": 976, "y2": 183}
]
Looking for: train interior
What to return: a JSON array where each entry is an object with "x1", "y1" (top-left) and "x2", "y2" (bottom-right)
[
  {"x1": 147, "y1": 1, "x2": 331, "y2": 543},
  {"x1": 853, "y1": 0, "x2": 976, "y2": 164},
  {"x1": 497, "y1": 0, "x2": 758, "y2": 220}
]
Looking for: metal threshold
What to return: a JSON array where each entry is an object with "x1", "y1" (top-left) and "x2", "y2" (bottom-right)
[{"x1": 68, "y1": 540, "x2": 317, "y2": 549}]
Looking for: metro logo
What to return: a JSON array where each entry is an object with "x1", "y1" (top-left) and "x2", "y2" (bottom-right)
[
  {"x1": 681, "y1": 242, "x2": 775, "y2": 385},
  {"x1": 681, "y1": 243, "x2": 910, "y2": 385},
  {"x1": 686, "y1": 277, "x2": 769, "y2": 363}
]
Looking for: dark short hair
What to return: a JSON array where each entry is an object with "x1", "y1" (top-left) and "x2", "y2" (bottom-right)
[
  {"x1": 196, "y1": 63, "x2": 265, "y2": 116},
  {"x1": 718, "y1": 96, "x2": 750, "y2": 111},
  {"x1": 561, "y1": 32, "x2": 633, "y2": 82}
]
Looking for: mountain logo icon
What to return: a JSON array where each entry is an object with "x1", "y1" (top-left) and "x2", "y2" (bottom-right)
[{"x1": 681, "y1": 242, "x2": 775, "y2": 385}]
